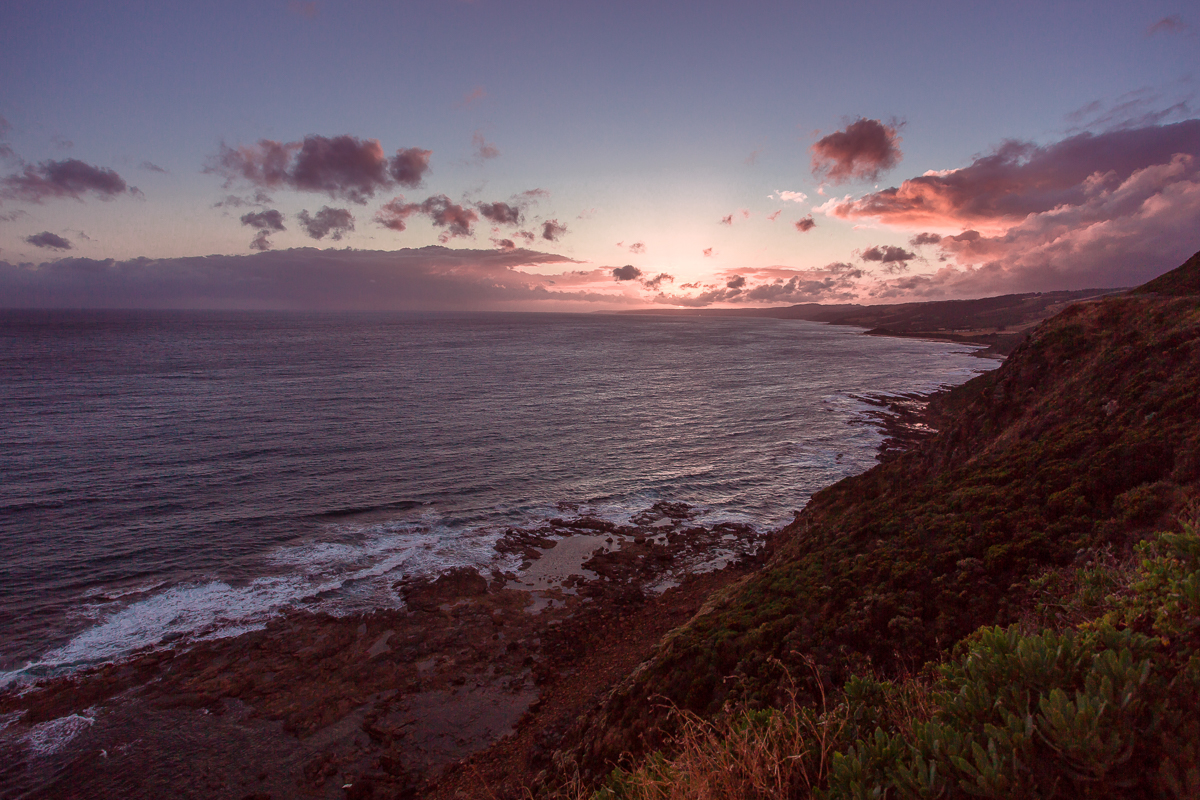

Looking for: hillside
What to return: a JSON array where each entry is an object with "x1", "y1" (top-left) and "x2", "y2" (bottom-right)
[
  {"x1": 549, "y1": 253, "x2": 1200, "y2": 795},
  {"x1": 621, "y1": 288, "x2": 1120, "y2": 355}
]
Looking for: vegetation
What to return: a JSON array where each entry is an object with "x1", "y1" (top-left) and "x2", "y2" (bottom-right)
[{"x1": 543, "y1": 252, "x2": 1200, "y2": 797}]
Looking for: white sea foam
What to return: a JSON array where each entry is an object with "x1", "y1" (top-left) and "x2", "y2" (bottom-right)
[{"x1": 21, "y1": 711, "x2": 95, "y2": 756}]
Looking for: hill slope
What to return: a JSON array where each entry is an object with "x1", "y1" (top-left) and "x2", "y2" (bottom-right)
[{"x1": 558, "y1": 253, "x2": 1200, "y2": 787}]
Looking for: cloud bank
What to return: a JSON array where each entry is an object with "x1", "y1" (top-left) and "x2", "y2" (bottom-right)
[{"x1": 0, "y1": 247, "x2": 653, "y2": 311}]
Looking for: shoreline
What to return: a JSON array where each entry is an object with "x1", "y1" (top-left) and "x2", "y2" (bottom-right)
[
  {"x1": 0, "y1": 505, "x2": 768, "y2": 798},
  {"x1": 0, "y1": 393, "x2": 942, "y2": 799}
]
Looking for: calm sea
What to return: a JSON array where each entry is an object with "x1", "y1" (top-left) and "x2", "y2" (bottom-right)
[{"x1": 0, "y1": 310, "x2": 995, "y2": 685}]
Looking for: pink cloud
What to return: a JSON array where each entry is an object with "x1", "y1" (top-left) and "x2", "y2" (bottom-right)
[
  {"x1": 375, "y1": 197, "x2": 420, "y2": 232},
  {"x1": 822, "y1": 120, "x2": 1200, "y2": 230},
  {"x1": 767, "y1": 210, "x2": 781, "y2": 221},
  {"x1": 794, "y1": 216, "x2": 816, "y2": 232},
  {"x1": 702, "y1": 247, "x2": 714, "y2": 257},
  {"x1": 653, "y1": 263, "x2": 864, "y2": 307},
  {"x1": 1, "y1": 158, "x2": 133, "y2": 203},
  {"x1": 421, "y1": 195, "x2": 478, "y2": 240},
  {"x1": 542, "y1": 219, "x2": 567, "y2": 241},
  {"x1": 389, "y1": 147, "x2": 433, "y2": 188},
  {"x1": 811, "y1": 118, "x2": 902, "y2": 184},
  {"x1": 719, "y1": 214, "x2": 733, "y2": 226}
]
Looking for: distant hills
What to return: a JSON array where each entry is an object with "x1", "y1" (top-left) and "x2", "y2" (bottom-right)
[{"x1": 621, "y1": 287, "x2": 1123, "y2": 355}]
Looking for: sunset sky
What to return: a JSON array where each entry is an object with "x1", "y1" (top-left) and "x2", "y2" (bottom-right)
[{"x1": 1, "y1": 0, "x2": 1197, "y2": 310}]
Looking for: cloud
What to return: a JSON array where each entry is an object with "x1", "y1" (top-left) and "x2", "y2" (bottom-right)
[
  {"x1": 767, "y1": 210, "x2": 781, "y2": 221},
  {"x1": 208, "y1": 136, "x2": 431, "y2": 202},
  {"x1": 624, "y1": 241, "x2": 646, "y2": 254},
  {"x1": 477, "y1": 201, "x2": 522, "y2": 225},
  {"x1": 702, "y1": 247, "x2": 714, "y2": 257},
  {"x1": 810, "y1": 118, "x2": 902, "y2": 183},
  {"x1": 240, "y1": 209, "x2": 286, "y2": 231},
  {"x1": 771, "y1": 190, "x2": 808, "y2": 203},
  {"x1": 1066, "y1": 89, "x2": 1192, "y2": 133},
  {"x1": 822, "y1": 120, "x2": 1200, "y2": 230},
  {"x1": 653, "y1": 263, "x2": 864, "y2": 307},
  {"x1": 298, "y1": 206, "x2": 355, "y2": 240},
  {"x1": 1148, "y1": 15, "x2": 1187, "y2": 34},
  {"x1": 1, "y1": 159, "x2": 133, "y2": 203},
  {"x1": 494, "y1": 238, "x2": 516, "y2": 251},
  {"x1": 24, "y1": 231, "x2": 72, "y2": 250},
  {"x1": 140, "y1": 161, "x2": 168, "y2": 173},
  {"x1": 542, "y1": 219, "x2": 567, "y2": 241},
  {"x1": 389, "y1": 147, "x2": 433, "y2": 188},
  {"x1": 861, "y1": 245, "x2": 914, "y2": 264},
  {"x1": 0, "y1": 116, "x2": 10, "y2": 137},
  {"x1": 719, "y1": 214, "x2": 733, "y2": 225},
  {"x1": 830, "y1": 121, "x2": 1200, "y2": 295},
  {"x1": 0, "y1": 247, "x2": 654, "y2": 312},
  {"x1": 612, "y1": 265, "x2": 642, "y2": 281},
  {"x1": 421, "y1": 195, "x2": 478, "y2": 240},
  {"x1": 375, "y1": 197, "x2": 419, "y2": 231},
  {"x1": 641, "y1": 272, "x2": 673, "y2": 290},
  {"x1": 745, "y1": 147, "x2": 762, "y2": 166},
  {"x1": 472, "y1": 131, "x2": 500, "y2": 160},
  {"x1": 794, "y1": 216, "x2": 816, "y2": 232},
  {"x1": 240, "y1": 209, "x2": 286, "y2": 251}
]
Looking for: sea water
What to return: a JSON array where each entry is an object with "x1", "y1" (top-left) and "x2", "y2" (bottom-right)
[{"x1": 0, "y1": 310, "x2": 996, "y2": 685}]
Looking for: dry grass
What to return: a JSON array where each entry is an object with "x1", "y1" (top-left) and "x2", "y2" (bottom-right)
[{"x1": 595, "y1": 658, "x2": 848, "y2": 800}]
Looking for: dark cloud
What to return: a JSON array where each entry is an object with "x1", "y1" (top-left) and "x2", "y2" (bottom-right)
[
  {"x1": 477, "y1": 201, "x2": 522, "y2": 225},
  {"x1": 861, "y1": 245, "x2": 915, "y2": 264},
  {"x1": 250, "y1": 230, "x2": 273, "y2": 252},
  {"x1": 0, "y1": 248, "x2": 632, "y2": 312},
  {"x1": 209, "y1": 136, "x2": 431, "y2": 202},
  {"x1": 719, "y1": 214, "x2": 733, "y2": 225},
  {"x1": 472, "y1": 131, "x2": 500, "y2": 160},
  {"x1": 494, "y1": 238, "x2": 516, "y2": 251},
  {"x1": 726, "y1": 275, "x2": 746, "y2": 289},
  {"x1": 641, "y1": 273, "x2": 673, "y2": 290},
  {"x1": 542, "y1": 219, "x2": 567, "y2": 241},
  {"x1": 140, "y1": 161, "x2": 168, "y2": 173},
  {"x1": 24, "y1": 231, "x2": 72, "y2": 250},
  {"x1": 289, "y1": 135, "x2": 392, "y2": 203},
  {"x1": 1148, "y1": 15, "x2": 1187, "y2": 34},
  {"x1": 298, "y1": 206, "x2": 355, "y2": 240},
  {"x1": 240, "y1": 209, "x2": 286, "y2": 231},
  {"x1": 810, "y1": 118, "x2": 902, "y2": 183},
  {"x1": 420, "y1": 195, "x2": 477, "y2": 240},
  {"x1": 389, "y1": 148, "x2": 432, "y2": 188},
  {"x1": 612, "y1": 265, "x2": 642, "y2": 281},
  {"x1": 515, "y1": 230, "x2": 536, "y2": 243},
  {"x1": 794, "y1": 216, "x2": 816, "y2": 232},
  {"x1": 627, "y1": 242, "x2": 646, "y2": 254},
  {"x1": 909, "y1": 232, "x2": 942, "y2": 246},
  {"x1": 1, "y1": 159, "x2": 132, "y2": 203}
]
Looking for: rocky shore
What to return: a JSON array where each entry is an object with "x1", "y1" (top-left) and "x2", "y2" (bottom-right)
[{"x1": 0, "y1": 503, "x2": 768, "y2": 799}]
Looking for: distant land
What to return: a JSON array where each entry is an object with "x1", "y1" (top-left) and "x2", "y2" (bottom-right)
[{"x1": 620, "y1": 288, "x2": 1123, "y2": 356}]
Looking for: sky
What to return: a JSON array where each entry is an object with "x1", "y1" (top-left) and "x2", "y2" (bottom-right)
[{"x1": 0, "y1": 0, "x2": 1197, "y2": 311}]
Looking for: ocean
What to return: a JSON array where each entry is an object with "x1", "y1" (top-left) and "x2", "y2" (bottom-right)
[{"x1": 0, "y1": 309, "x2": 996, "y2": 687}]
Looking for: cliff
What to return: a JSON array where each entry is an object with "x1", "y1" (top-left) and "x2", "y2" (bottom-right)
[{"x1": 554, "y1": 252, "x2": 1200, "y2": 795}]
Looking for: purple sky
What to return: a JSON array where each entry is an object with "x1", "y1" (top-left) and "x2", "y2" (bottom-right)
[{"x1": 1, "y1": 1, "x2": 1197, "y2": 310}]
